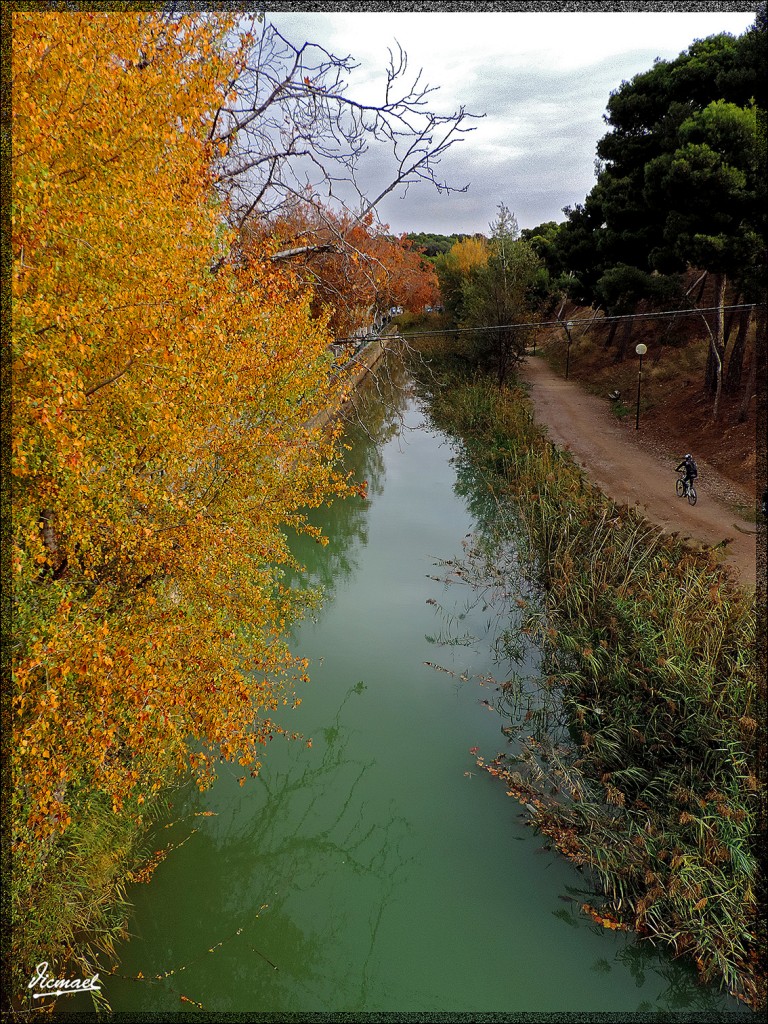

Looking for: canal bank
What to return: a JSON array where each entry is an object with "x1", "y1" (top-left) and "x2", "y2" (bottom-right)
[
  {"x1": 408, "y1": 342, "x2": 763, "y2": 1012},
  {"x1": 306, "y1": 332, "x2": 396, "y2": 431}
]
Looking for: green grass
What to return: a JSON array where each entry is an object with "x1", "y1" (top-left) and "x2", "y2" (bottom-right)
[{"x1": 9, "y1": 781, "x2": 176, "y2": 1015}]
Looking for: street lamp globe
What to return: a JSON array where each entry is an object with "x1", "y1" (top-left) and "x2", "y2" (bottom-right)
[{"x1": 636, "y1": 343, "x2": 647, "y2": 357}]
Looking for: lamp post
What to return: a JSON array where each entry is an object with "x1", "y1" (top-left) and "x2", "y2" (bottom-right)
[
  {"x1": 564, "y1": 321, "x2": 574, "y2": 380},
  {"x1": 635, "y1": 343, "x2": 647, "y2": 430}
]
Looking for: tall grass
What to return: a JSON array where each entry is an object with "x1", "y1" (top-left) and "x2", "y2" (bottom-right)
[
  {"x1": 9, "y1": 783, "x2": 175, "y2": 1016},
  {"x1": 411, "y1": 344, "x2": 765, "y2": 1011}
]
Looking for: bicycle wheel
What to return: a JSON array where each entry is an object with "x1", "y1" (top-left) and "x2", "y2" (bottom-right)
[
  {"x1": 688, "y1": 486, "x2": 697, "y2": 506},
  {"x1": 676, "y1": 478, "x2": 685, "y2": 497}
]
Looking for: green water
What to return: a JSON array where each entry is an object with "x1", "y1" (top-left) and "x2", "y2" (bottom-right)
[{"x1": 96, "y1": 360, "x2": 748, "y2": 1015}]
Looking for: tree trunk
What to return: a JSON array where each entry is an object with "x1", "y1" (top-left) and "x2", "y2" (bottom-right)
[
  {"x1": 705, "y1": 342, "x2": 718, "y2": 394},
  {"x1": 694, "y1": 271, "x2": 708, "y2": 305},
  {"x1": 603, "y1": 320, "x2": 619, "y2": 350},
  {"x1": 581, "y1": 305, "x2": 602, "y2": 336},
  {"x1": 40, "y1": 508, "x2": 58, "y2": 562},
  {"x1": 723, "y1": 303, "x2": 738, "y2": 350},
  {"x1": 738, "y1": 299, "x2": 766, "y2": 423},
  {"x1": 613, "y1": 316, "x2": 634, "y2": 363},
  {"x1": 736, "y1": 345, "x2": 757, "y2": 424},
  {"x1": 709, "y1": 272, "x2": 726, "y2": 421},
  {"x1": 38, "y1": 508, "x2": 68, "y2": 579},
  {"x1": 725, "y1": 306, "x2": 751, "y2": 395},
  {"x1": 271, "y1": 242, "x2": 337, "y2": 262}
]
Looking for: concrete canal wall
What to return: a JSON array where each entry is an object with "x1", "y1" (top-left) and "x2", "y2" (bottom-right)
[{"x1": 307, "y1": 332, "x2": 396, "y2": 431}]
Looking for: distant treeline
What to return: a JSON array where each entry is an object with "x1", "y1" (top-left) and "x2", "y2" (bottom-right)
[{"x1": 407, "y1": 231, "x2": 486, "y2": 258}]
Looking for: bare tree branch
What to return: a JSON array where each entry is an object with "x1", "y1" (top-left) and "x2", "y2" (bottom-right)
[
  {"x1": 208, "y1": 19, "x2": 482, "y2": 240},
  {"x1": 270, "y1": 243, "x2": 337, "y2": 263},
  {"x1": 85, "y1": 358, "x2": 135, "y2": 398}
]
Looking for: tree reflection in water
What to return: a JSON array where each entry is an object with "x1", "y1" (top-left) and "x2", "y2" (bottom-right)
[
  {"x1": 110, "y1": 682, "x2": 413, "y2": 1012},
  {"x1": 286, "y1": 346, "x2": 413, "y2": 600}
]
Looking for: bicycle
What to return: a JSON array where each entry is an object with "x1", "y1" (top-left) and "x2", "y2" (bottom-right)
[{"x1": 676, "y1": 472, "x2": 697, "y2": 505}]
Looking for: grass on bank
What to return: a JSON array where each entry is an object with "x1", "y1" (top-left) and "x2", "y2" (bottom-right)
[
  {"x1": 408, "y1": 336, "x2": 765, "y2": 1012},
  {"x1": 9, "y1": 777, "x2": 178, "y2": 1016}
]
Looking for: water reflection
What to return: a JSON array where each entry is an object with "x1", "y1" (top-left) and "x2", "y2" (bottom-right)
[
  {"x1": 286, "y1": 347, "x2": 413, "y2": 601},
  {"x1": 544, "y1": 883, "x2": 744, "y2": 1012},
  {"x1": 106, "y1": 682, "x2": 413, "y2": 1012}
]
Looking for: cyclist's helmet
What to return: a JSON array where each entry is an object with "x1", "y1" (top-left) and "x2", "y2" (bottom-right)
[{"x1": 685, "y1": 453, "x2": 691, "y2": 459}]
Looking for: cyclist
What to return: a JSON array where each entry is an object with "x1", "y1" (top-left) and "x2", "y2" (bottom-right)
[{"x1": 676, "y1": 453, "x2": 698, "y2": 496}]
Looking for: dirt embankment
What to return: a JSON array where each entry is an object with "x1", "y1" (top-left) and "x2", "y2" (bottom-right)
[{"x1": 519, "y1": 355, "x2": 759, "y2": 587}]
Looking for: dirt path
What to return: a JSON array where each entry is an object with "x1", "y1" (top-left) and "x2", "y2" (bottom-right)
[{"x1": 519, "y1": 355, "x2": 757, "y2": 588}]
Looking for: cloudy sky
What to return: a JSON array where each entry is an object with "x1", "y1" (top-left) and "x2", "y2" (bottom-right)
[{"x1": 267, "y1": 4, "x2": 756, "y2": 236}]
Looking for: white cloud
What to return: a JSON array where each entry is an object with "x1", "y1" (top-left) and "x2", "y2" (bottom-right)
[{"x1": 268, "y1": 8, "x2": 757, "y2": 234}]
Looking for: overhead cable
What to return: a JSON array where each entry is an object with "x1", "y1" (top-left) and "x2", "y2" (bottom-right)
[{"x1": 335, "y1": 302, "x2": 762, "y2": 345}]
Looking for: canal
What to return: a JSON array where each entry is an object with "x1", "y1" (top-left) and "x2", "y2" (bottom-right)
[{"x1": 97, "y1": 352, "x2": 747, "y2": 1015}]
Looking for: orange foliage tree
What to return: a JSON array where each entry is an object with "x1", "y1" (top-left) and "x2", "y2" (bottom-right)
[
  {"x1": 242, "y1": 203, "x2": 439, "y2": 339},
  {"x1": 11, "y1": 9, "x2": 361, "y2": 875}
]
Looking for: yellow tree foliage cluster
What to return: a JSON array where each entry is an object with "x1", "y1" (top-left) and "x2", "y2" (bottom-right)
[
  {"x1": 11, "y1": 11, "x2": 360, "y2": 871},
  {"x1": 445, "y1": 236, "x2": 488, "y2": 275}
]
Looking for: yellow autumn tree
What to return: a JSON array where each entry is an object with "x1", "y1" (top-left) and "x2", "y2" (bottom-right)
[
  {"x1": 11, "y1": 8, "x2": 358, "y2": 885},
  {"x1": 449, "y1": 236, "x2": 489, "y2": 275},
  {"x1": 434, "y1": 235, "x2": 489, "y2": 321}
]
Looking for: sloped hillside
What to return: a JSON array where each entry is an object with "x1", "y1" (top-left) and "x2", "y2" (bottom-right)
[{"x1": 535, "y1": 291, "x2": 761, "y2": 503}]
